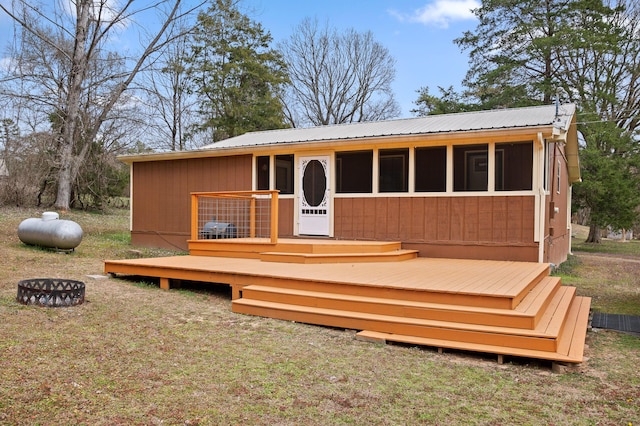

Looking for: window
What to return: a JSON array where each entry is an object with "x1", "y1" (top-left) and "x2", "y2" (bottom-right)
[
  {"x1": 275, "y1": 154, "x2": 294, "y2": 194},
  {"x1": 379, "y1": 149, "x2": 408, "y2": 192},
  {"x1": 454, "y1": 144, "x2": 488, "y2": 191},
  {"x1": 256, "y1": 156, "x2": 270, "y2": 190},
  {"x1": 415, "y1": 146, "x2": 446, "y2": 192},
  {"x1": 336, "y1": 151, "x2": 373, "y2": 193},
  {"x1": 495, "y1": 141, "x2": 533, "y2": 191}
]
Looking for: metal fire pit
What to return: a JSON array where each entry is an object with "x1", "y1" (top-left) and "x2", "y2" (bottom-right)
[{"x1": 17, "y1": 278, "x2": 85, "y2": 307}]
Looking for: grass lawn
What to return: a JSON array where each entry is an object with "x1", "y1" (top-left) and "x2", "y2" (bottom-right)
[
  {"x1": 0, "y1": 208, "x2": 638, "y2": 425},
  {"x1": 555, "y1": 235, "x2": 640, "y2": 316}
]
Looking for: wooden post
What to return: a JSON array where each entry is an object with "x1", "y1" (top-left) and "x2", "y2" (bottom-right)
[
  {"x1": 160, "y1": 277, "x2": 170, "y2": 290},
  {"x1": 250, "y1": 197, "x2": 256, "y2": 238},
  {"x1": 190, "y1": 194, "x2": 199, "y2": 240},
  {"x1": 270, "y1": 190, "x2": 279, "y2": 244}
]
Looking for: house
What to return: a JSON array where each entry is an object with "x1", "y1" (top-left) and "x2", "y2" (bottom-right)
[
  {"x1": 107, "y1": 103, "x2": 591, "y2": 365},
  {"x1": 121, "y1": 103, "x2": 579, "y2": 266}
]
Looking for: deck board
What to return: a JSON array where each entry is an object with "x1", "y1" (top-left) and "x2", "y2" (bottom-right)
[
  {"x1": 355, "y1": 330, "x2": 583, "y2": 363},
  {"x1": 105, "y1": 256, "x2": 538, "y2": 302}
]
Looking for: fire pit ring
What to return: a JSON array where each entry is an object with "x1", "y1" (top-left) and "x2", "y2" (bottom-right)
[{"x1": 17, "y1": 278, "x2": 85, "y2": 307}]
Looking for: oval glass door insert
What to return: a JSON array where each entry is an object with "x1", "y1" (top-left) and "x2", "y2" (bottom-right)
[{"x1": 302, "y1": 160, "x2": 326, "y2": 207}]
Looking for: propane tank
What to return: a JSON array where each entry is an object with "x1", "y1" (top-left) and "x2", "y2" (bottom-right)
[{"x1": 17, "y1": 212, "x2": 83, "y2": 250}]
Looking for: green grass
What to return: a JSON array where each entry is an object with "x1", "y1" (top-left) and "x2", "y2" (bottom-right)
[
  {"x1": 572, "y1": 237, "x2": 640, "y2": 256},
  {"x1": 0, "y1": 209, "x2": 638, "y2": 425},
  {"x1": 553, "y1": 238, "x2": 640, "y2": 316}
]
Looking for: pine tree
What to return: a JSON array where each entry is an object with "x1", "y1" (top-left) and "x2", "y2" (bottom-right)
[
  {"x1": 187, "y1": 0, "x2": 289, "y2": 141},
  {"x1": 450, "y1": 0, "x2": 640, "y2": 241}
]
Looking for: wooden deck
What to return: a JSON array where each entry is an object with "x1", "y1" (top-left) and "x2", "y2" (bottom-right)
[{"x1": 104, "y1": 239, "x2": 591, "y2": 364}]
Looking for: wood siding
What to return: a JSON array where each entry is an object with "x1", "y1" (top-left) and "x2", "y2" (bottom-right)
[
  {"x1": 278, "y1": 198, "x2": 294, "y2": 237},
  {"x1": 334, "y1": 196, "x2": 538, "y2": 261},
  {"x1": 544, "y1": 142, "x2": 571, "y2": 265},
  {"x1": 131, "y1": 155, "x2": 252, "y2": 249}
]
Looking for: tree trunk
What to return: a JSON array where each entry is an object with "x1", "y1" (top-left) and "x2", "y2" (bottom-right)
[
  {"x1": 54, "y1": 1, "x2": 91, "y2": 211},
  {"x1": 55, "y1": 157, "x2": 73, "y2": 211},
  {"x1": 586, "y1": 223, "x2": 602, "y2": 243}
]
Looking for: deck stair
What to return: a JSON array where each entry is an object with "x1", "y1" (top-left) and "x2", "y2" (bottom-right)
[
  {"x1": 232, "y1": 269, "x2": 591, "y2": 364},
  {"x1": 188, "y1": 238, "x2": 419, "y2": 263}
]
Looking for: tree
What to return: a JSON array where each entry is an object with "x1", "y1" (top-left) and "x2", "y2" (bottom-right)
[
  {"x1": 140, "y1": 33, "x2": 199, "y2": 151},
  {"x1": 0, "y1": 120, "x2": 54, "y2": 206},
  {"x1": 559, "y1": 1, "x2": 640, "y2": 241},
  {"x1": 455, "y1": 0, "x2": 573, "y2": 106},
  {"x1": 186, "y1": 0, "x2": 289, "y2": 142},
  {"x1": 412, "y1": 85, "x2": 479, "y2": 116},
  {"x1": 280, "y1": 18, "x2": 400, "y2": 127},
  {"x1": 454, "y1": 0, "x2": 640, "y2": 241},
  {"x1": 0, "y1": 0, "x2": 205, "y2": 210},
  {"x1": 573, "y1": 121, "x2": 640, "y2": 242}
]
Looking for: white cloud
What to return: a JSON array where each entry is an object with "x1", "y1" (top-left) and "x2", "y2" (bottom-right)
[
  {"x1": 0, "y1": 56, "x2": 15, "y2": 73},
  {"x1": 62, "y1": 0, "x2": 130, "y2": 29},
  {"x1": 390, "y1": 0, "x2": 480, "y2": 29}
]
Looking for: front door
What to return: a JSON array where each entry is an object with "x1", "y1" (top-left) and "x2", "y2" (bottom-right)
[{"x1": 298, "y1": 156, "x2": 330, "y2": 236}]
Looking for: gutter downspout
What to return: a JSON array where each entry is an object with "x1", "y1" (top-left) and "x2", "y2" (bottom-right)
[{"x1": 536, "y1": 132, "x2": 546, "y2": 263}]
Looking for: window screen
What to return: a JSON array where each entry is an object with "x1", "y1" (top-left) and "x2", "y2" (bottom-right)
[
  {"x1": 379, "y1": 149, "x2": 408, "y2": 192},
  {"x1": 256, "y1": 156, "x2": 270, "y2": 190},
  {"x1": 454, "y1": 144, "x2": 488, "y2": 191},
  {"x1": 415, "y1": 146, "x2": 446, "y2": 192},
  {"x1": 275, "y1": 154, "x2": 294, "y2": 194},
  {"x1": 495, "y1": 141, "x2": 533, "y2": 191},
  {"x1": 336, "y1": 151, "x2": 373, "y2": 193}
]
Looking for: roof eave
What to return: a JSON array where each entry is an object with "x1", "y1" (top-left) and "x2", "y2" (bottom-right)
[{"x1": 118, "y1": 124, "x2": 562, "y2": 164}]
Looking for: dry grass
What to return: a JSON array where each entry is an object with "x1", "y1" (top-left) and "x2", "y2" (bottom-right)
[{"x1": 0, "y1": 208, "x2": 638, "y2": 425}]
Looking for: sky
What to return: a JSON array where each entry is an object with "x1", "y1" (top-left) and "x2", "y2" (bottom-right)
[
  {"x1": 249, "y1": 0, "x2": 481, "y2": 117},
  {"x1": 0, "y1": 0, "x2": 481, "y2": 118}
]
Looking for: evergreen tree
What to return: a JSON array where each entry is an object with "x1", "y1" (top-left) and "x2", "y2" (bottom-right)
[
  {"x1": 187, "y1": 0, "x2": 289, "y2": 141},
  {"x1": 572, "y1": 118, "x2": 640, "y2": 242},
  {"x1": 455, "y1": 0, "x2": 575, "y2": 106},
  {"x1": 439, "y1": 0, "x2": 640, "y2": 241},
  {"x1": 412, "y1": 86, "x2": 478, "y2": 116}
]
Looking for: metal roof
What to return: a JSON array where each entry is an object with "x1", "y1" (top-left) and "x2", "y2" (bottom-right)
[{"x1": 201, "y1": 103, "x2": 576, "y2": 150}]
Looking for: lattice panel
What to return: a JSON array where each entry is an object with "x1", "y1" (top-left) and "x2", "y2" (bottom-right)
[{"x1": 197, "y1": 195, "x2": 273, "y2": 239}]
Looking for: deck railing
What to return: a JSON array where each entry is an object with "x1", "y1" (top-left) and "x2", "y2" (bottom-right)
[{"x1": 191, "y1": 190, "x2": 279, "y2": 243}]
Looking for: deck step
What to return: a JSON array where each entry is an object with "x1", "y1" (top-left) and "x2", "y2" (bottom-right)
[
  {"x1": 239, "y1": 283, "x2": 555, "y2": 329},
  {"x1": 259, "y1": 249, "x2": 419, "y2": 264},
  {"x1": 188, "y1": 238, "x2": 406, "y2": 259},
  {"x1": 556, "y1": 296, "x2": 592, "y2": 360},
  {"x1": 355, "y1": 296, "x2": 592, "y2": 363},
  {"x1": 232, "y1": 297, "x2": 575, "y2": 353},
  {"x1": 232, "y1": 266, "x2": 550, "y2": 310},
  {"x1": 515, "y1": 276, "x2": 562, "y2": 327}
]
